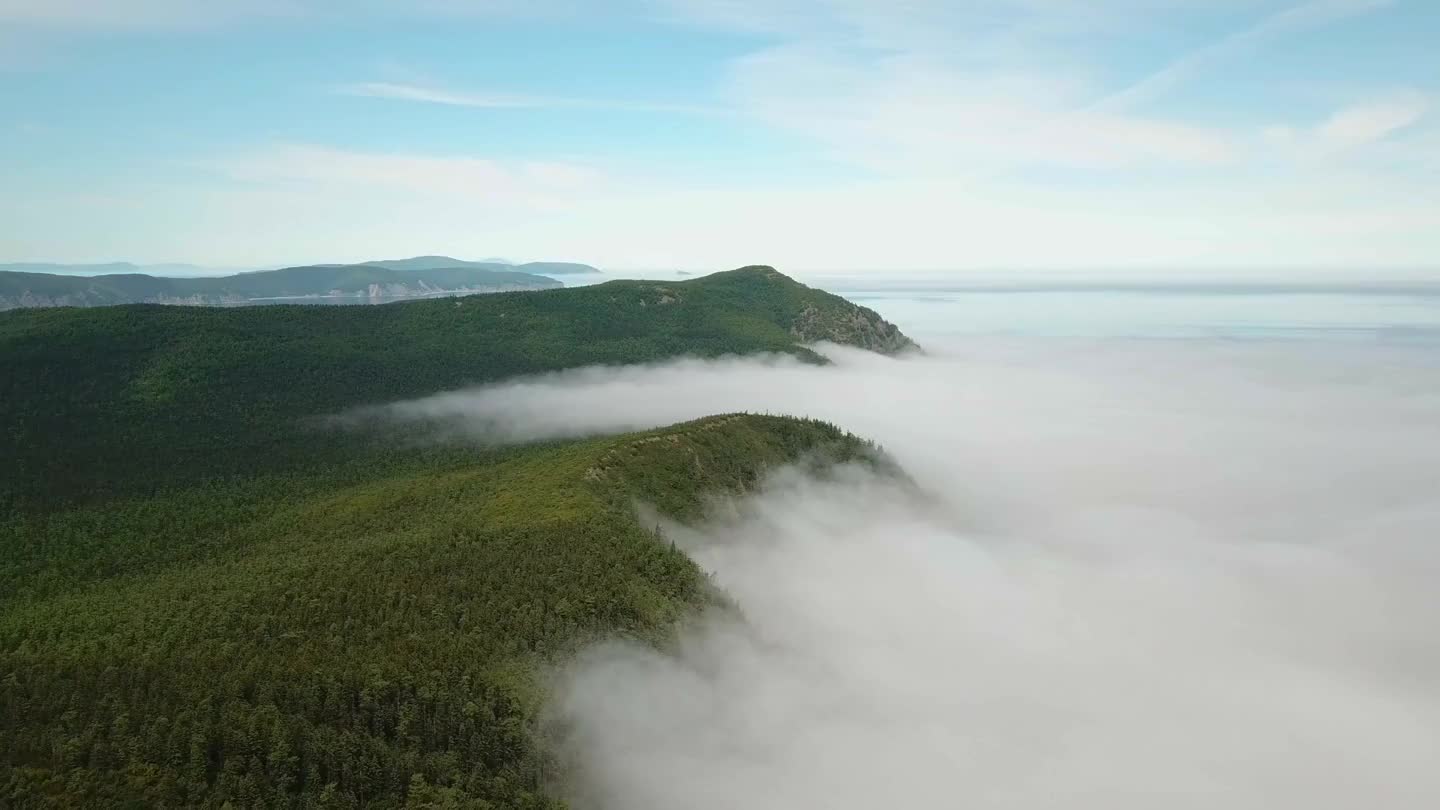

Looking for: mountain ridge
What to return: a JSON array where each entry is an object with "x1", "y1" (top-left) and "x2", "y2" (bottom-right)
[
  {"x1": 0, "y1": 265, "x2": 913, "y2": 807},
  {"x1": 0, "y1": 414, "x2": 881, "y2": 808},
  {"x1": 0, "y1": 262, "x2": 248, "y2": 277},
  {"x1": 0, "y1": 265, "x2": 912, "y2": 507},
  {"x1": 0, "y1": 264, "x2": 562, "y2": 310}
]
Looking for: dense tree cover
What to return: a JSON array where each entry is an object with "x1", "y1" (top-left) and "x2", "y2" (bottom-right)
[
  {"x1": 0, "y1": 267, "x2": 910, "y2": 807},
  {"x1": 1, "y1": 267, "x2": 910, "y2": 509},
  {"x1": 0, "y1": 415, "x2": 874, "y2": 808}
]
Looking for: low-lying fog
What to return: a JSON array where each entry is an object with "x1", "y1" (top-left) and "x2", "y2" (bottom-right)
[{"x1": 390, "y1": 339, "x2": 1440, "y2": 808}]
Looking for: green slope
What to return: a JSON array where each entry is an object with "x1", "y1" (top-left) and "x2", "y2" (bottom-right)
[
  {"x1": 0, "y1": 266, "x2": 913, "y2": 508},
  {"x1": 0, "y1": 264, "x2": 560, "y2": 310},
  {"x1": 0, "y1": 414, "x2": 877, "y2": 808},
  {"x1": 0, "y1": 266, "x2": 911, "y2": 807}
]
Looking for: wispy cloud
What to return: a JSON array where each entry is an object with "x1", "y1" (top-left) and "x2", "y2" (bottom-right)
[
  {"x1": 1093, "y1": 0, "x2": 1395, "y2": 113},
  {"x1": 1316, "y1": 91, "x2": 1431, "y2": 149},
  {"x1": 701, "y1": 0, "x2": 1413, "y2": 175},
  {"x1": 725, "y1": 46, "x2": 1237, "y2": 172},
  {"x1": 1260, "y1": 90, "x2": 1431, "y2": 158},
  {"x1": 9, "y1": 0, "x2": 1436, "y2": 268},
  {"x1": 338, "y1": 81, "x2": 724, "y2": 116}
]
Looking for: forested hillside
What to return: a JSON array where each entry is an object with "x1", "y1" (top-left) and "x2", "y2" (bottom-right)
[
  {"x1": 1, "y1": 415, "x2": 877, "y2": 807},
  {"x1": 0, "y1": 266, "x2": 911, "y2": 807},
  {"x1": 0, "y1": 266, "x2": 913, "y2": 508}
]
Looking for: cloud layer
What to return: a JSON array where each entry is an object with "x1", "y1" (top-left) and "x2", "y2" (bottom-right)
[{"x1": 374, "y1": 338, "x2": 1440, "y2": 808}]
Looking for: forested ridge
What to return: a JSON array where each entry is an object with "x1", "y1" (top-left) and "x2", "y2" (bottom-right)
[
  {"x1": 0, "y1": 266, "x2": 911, "y2": 509},
  {"x1": 0, "y1": 267, "x2": 910, "y2": 807},
  {"x1": 1, "y1": 415, "x2": 876, "y2": 807}
]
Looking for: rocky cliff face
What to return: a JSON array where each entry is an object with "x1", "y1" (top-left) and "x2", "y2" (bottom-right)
[
  {"x1": 2, "y1": 291, "x2": 98, "y2": 309},
  {"x1": 790, "y1": 301, "x2": 917, "y2": 355},
  {"x1": 679, "y1": 266, "x2": 917, "y2": 355},
  {"x1": 0, "y1": 292, "x2": 248, "y2": 309}
]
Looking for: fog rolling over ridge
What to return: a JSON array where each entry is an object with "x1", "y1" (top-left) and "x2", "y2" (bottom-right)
[{"x1": 384, "y1": 340, "x2": 1440, "y2": 808}]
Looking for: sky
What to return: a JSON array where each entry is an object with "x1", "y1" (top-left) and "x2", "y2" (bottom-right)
[{"x1": 1, "y1": 0, "x2": 1438, "y2": 272}]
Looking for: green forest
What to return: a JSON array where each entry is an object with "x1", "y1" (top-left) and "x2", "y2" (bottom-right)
[
  {"x1": 0, "y1": 267, "x2": 910, "y2": 807},
  {"x1": 1, "y1": 267, "x2": 912, "y2": 509}
]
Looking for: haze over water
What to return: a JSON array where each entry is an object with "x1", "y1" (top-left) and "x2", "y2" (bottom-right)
[{"x1": 812, "y1": 273, "x2": 1440, "y2": 342}]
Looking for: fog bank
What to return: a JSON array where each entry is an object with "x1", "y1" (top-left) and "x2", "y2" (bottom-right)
[{"x1": 390, "y1": 339, "x2": 1440, "y2": 807}]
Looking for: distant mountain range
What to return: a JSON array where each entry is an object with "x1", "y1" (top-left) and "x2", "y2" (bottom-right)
[
  {"x1": 358, "y1": 256, "x2": 600, "y2": 275},
  {"x1": 0, "y1": 256, "x2": 603, "y2": 279},
  {"x1": 0, "y1": 260, "x2": 569, "y2": 310},
  {"x1": 0, "y1": 262, "x2": 255, "y2": 278}
]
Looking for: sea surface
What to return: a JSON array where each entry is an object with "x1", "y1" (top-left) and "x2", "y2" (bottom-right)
[{"x1": 805, "y1": 274, "x2": 1440, "y2": 343}]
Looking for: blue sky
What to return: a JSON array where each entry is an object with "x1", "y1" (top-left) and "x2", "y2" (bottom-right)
[{"x1": 1, "y1": 0, "x2": 1437, "y2": 272}]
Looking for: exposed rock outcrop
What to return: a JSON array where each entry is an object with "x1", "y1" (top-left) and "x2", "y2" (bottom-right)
[{"x1": 790, "y1": 301, "x2": 917, "y2": 355}]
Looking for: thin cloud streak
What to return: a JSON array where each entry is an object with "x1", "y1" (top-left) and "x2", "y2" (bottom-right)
[
  {"x1": 1092, "y1": 0, "x2": 1395, "y2": 113},
  {"x1": 339, "y1": 81, "x2": 727, "y2": 116},
  {"x1": 1316, "y1": 91, "x2": 1431, "y2": 148}
]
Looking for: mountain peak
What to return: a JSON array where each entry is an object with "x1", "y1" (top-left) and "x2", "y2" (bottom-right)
[{"x1": 678, "y1": 265, "x2": 917, "y2": 355}]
